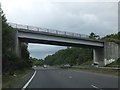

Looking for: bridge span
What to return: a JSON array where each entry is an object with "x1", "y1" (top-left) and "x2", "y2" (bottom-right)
[{"x1": 9, "y1": 23, "x2": 119, "y2": 66}]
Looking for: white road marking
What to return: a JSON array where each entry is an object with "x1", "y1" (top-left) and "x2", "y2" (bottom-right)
[
  {"x1": 91, "y1": 85, "x2": 103, "y2": 90},
  {"x1": 21, "y1": 70, "x2": 36, "y2": 90}
]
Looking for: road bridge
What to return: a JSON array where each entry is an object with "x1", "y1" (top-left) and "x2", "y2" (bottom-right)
[{"x1": 9, "y1": 23, "x2": 119, "y2": 66}]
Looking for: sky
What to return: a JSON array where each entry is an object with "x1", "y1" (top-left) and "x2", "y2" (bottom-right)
[{"x1": 0, "y1": 0, "x2": 119, "y2": 59}]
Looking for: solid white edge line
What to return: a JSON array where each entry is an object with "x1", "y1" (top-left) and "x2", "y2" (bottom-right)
[
  {"x1": 91, "y1": 85, "x2": 103, "y2": 90},
  {"x1": 21, "y1": 70, "x2": 36, "y2": 90},
  {"x1": 91, "y1": 85, "x2": 99, "y2": 89}
]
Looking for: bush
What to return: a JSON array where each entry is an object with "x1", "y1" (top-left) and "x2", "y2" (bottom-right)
[
  {"x1": 3, "y1": 52, "x2": 20, "y2": 75},
  {"x1": 106, "y1": 58, "x2": 120, "y2": 68},
  {"x1": 3, "y1": 52, "x2": 31, "y2": 75}
]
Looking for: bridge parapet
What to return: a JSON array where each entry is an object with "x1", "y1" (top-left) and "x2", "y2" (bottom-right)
[{"x1": 8, "y1": 22, "x2": 98, "y2": 41}]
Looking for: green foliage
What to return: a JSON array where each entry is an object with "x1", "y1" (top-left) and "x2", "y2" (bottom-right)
[
  {"x1": 20, "y1": 43, "x2": 32, "y2": 67},
  {"x1": 102, "y1": 32, "x2": 120, "y2": 44},
  {"x1": 89, "y1": 32, "x2": 100, "y2": 39},
  {"x1": 21, "y1": 43, "x2": 29, "y2": 59},
  {"x1": 2, "y1": 52, "x2": 20, "y2": 75},
  {"x1": 106, "y1": 58, "x2": 120, "y2": 67},
  {"x1": 2, "y1": 10, "x2": 15, "y2": 54},
  {"x1": 44, "y1": 47, "x2": 93, "y2": 66},
  {"x1": 2, "y1": 8, "x2": 32, "y2": 75},
  {"x1": 30, "y1": 57, "x2": 44, "y2": 66}
]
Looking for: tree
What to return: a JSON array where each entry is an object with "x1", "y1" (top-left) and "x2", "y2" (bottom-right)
[
  {"x1": 44, "y1": 47, "x2": 93, "y2": 66},
  {"x1": 21, "y1": 43, "x2": 31, "y2": 67},
  {"x1": 89, "y1": 32, "x2": 100, "y2": 39},
  {"x1": 30, "y1": 57, "x2": 44, "y2": 66},
  {"x1": 2, "y1": 8, "x2": 17, "y2": 74},
  {"x1": 2, "y1": 9, "x2": 15, "y2": 54},
  {"x1": 102, "y1": 32, "x2": 120, "y2": 44},
  {"x1": 2, "y1": 8, "x2": 32, "y2": 74}
]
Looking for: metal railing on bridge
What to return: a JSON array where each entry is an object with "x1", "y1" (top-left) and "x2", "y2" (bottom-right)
[{"x1": 8, "y1": 22, "x2": 93, "y2": 40}]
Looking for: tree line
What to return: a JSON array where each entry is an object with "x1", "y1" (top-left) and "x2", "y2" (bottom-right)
[
  {"x1": 30, "y1": 57, "x2": 44, "y2": 66},
  {"x1": 44, "y1": 47, "x2": 93, "y2": 66},
  {"x1": 1, "y1": 8, "x2": 32, "y2": 75}
]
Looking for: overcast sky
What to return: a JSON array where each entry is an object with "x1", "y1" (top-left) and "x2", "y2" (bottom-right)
[{"x1": 1, "y1": 0, "x2": 119, "y2": 59}]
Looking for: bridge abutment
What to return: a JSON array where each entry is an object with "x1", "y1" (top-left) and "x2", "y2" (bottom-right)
[
  {"x1": 103, "y1": 42, "x2": 119, "y2": 66},
  {"x1": 93, "y1": 42, "x2": 119, "y2": 66}
]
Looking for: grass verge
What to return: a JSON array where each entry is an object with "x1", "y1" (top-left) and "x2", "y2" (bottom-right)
[
  {"x1": 72, "y1": 60, "x2": 119, "y2": 77},
  {"x1": 60, "y1": 60, "x2": 119, "y2": 77},
  {"x1": 71, "y1": 66, "x2": 119, "y2": 77},
  {"x1": 2, "y1": 68, "x2": 33, "y2": 88},
  {"x1": 105, "y1": 58, "x2": 120, "y2": 68}
]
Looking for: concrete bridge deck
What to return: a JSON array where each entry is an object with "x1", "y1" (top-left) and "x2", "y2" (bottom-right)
[{"x1": 9, "y1": 23, "x2": 104, "y2": 48}]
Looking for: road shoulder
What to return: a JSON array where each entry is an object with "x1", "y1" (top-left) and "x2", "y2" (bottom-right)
[{"x1": 14, "y1": 69, "x2": 35, "y2": 89}]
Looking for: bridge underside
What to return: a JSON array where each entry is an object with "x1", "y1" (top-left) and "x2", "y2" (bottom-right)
[
  {"x1": 19, "y1": 38, "x2": 103, "y2": 49},
  {"x1": 18, "y1": 37, "x2": 104, "y2": 66}
]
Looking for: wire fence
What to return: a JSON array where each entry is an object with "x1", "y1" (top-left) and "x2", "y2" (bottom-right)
[{"x1": 8, "y1": 22, "x2": 90, "y2": 39}]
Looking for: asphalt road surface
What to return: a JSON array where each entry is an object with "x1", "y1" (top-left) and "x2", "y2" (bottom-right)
[{"x1": 26, "y1": 67, "x2": 119, "y2": 89}]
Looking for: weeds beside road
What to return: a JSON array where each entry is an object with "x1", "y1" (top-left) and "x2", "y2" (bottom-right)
[{"x1": 2, "y1": 68, "x2": 33, "y2": 88}]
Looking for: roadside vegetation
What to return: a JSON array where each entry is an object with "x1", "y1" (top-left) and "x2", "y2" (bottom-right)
[
  {"x1": 71, "y1": 60, "x2": 119, "y2": 76},
  {"x1": 30, "y1": 57, "x2": 44, "y2": 66},
  {"x1": 2, "y1": 8, "x2": 33, "y2": 88},
  {"x1": 106, "y1": 58, "x2": 120, "y2": 68},
  {"x1": 2, "y1": 68, "x2": 32, "y2": 88},
  {"x1": 44, "y1": 47, "x2": 93, "y2": 66},
  {"x1": 101, "y1": 32, "x2": 120, "y2": 44}
]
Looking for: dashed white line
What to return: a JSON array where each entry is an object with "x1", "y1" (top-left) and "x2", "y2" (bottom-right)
[
  {"x1": 91, "y1": 85, "x2": 103, "y2": 90},
  {"x1": 21, "y1": 70, "x2": 36, "y2": 90}
]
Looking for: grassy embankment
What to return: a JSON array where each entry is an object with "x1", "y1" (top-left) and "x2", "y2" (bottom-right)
[
  {"x1": 2, "y1": 68, "x2": 33, "y2": 88},
  {"x1": 105, "y1": 59, "x2": 120, "y2": 68},
  {"x1": 61, "y1": 60, "x2": 119, "y2": 77}
]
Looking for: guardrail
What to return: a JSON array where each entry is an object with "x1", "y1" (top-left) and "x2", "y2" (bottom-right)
[{"x1": 8, "y1": 22, "x2": 92, "y2": 39}]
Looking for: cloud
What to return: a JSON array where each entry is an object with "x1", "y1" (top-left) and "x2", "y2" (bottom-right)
[
  {"x1": 1, "y1": 1, "x2": 118, "y2": 35},
  {"x1": 81, "y1": 14, "x2": 99, "y2": 24},
  {"x1": 1, "y1": 0, "x2": 118, "y2": 59},
  {"x1": 28, "y1": 43, "x2": 66, "y2": 59}
]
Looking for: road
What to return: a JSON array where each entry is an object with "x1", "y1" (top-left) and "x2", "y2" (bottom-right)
[{"x1": 26, "y1": 67, "x2": 119, "y2": 89}]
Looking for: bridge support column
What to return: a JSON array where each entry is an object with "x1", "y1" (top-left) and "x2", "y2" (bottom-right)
[
  {"x1": 93, "y1": 48, "x2": 104, "y2": 66},
  {"x1": 15, "y1": 30, "x2": 21, "y2": 57}
]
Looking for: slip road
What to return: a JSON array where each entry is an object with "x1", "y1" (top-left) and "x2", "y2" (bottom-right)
[{"x1": 25, "y1": 67, "x2": 119, "y2": 89}]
